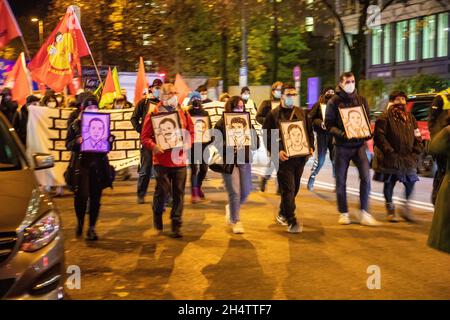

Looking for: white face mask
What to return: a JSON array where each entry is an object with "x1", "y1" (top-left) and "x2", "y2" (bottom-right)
[
  {"x1": 343, "y1": 83, "x2": 355, "y2": 94},
  {"x1": 165, "y1": 96, "x2": 178, "y2": 108},
  {"x1": 47, "y1": 102, "x2": 57, "y2": 108},
  {"x1": 201, "y1": 94, "x2": 208, "y2": 101},
  {"x1": 85, "y1": 105, "x2": 99, "y2": 111},
  {"x1": 242, "y1": 94, "x2": 250, "y2": 101}
]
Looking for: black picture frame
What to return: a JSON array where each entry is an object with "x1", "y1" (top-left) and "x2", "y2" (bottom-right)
[
  {"x1": 150, "y1": 111, "x2": 184, "y2": 151},
  {"x1": 223, "y1": 112, "x2": 252, "y2": 147},
  {"x1": 280, "y1": 119, "x2": 311, "y2": 158}
]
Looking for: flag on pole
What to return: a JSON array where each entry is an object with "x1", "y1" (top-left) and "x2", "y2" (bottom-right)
[
  {"x1": 3, "y1": 52, "x2": 32, "y2": 105},
  {"x1": 99, "y1": 67, "x2": 116, "y2": 108},
  {"x1": 174, "y1": 73, "x2": 190, "y2": 105},
  {"x1": 134, "y1": 57, "x2": 148, "y2": 107},
  {"x1": 28, "y1": 6, "x2": 91, "y2": 92},
  {"x1": 0, "y1": 0, "x2": 22, "y2": 50},
  {"x1": 112, "y1": 67, "x2": 121, "y2": 96}
]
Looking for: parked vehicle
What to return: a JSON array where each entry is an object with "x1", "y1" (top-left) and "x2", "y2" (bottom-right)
[{"x1": 0, "y1": 112, "x2": 64, "y2": 300}]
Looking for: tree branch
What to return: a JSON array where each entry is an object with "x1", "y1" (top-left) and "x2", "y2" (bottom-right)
[{"x1": 320, "y1": 0, "x2": 352, "y2": 54}]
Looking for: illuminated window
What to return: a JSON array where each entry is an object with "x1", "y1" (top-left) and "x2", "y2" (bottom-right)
[
  {"x1": 422, "y1": 15, "x2": 436, "y2": 59},
  {"x1": 395, "y1": 20, "x2": 408, "y2": 62},
  {"x1": 372, "y1": 27, "x2": 382, "y2": 65},
  {"x1": 409, "y1": 19, "x2": 417, "y2": 61},
  {"x1": 437, "y1": 12, "x2": 448, "y2": 57},
  {"x1": 383, "y1": 24, "x2": 391, "y2": 64}
]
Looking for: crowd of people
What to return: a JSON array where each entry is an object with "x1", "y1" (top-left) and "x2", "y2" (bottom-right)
[{"x1": 0, "y1": 71, "x2": 448, "y2": 254}]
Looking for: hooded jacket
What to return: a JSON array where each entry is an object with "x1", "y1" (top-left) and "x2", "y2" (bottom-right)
[{"x1": 325, "y1": 85, "x2": 371, "y2": 148}]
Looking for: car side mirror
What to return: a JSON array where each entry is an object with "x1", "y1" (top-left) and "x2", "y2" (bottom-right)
[{"x1": 33, "y1": 153, "x2": 54, "y2": 170}]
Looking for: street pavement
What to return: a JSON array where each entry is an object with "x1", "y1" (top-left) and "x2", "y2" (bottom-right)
[{"x1": 55, "y1": 161, "x2": 450, "y2": 300}]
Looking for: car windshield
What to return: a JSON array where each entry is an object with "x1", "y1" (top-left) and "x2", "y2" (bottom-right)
[
  {"x1": 410, "y1": 99, "x2": 433, "y2": 121},
  {"x1": 0, "y1": 119, "x2": 21, "y2": 171}
]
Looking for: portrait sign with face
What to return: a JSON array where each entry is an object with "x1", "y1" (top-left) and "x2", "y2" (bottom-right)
[
  {"x1": 81, "y1": 112, "x2": 111, "y2": 153},
  {"x1": 339, "y1": 106, "x2": 372, "y2": 139},
  {"x1": 280, "y1": 120, "x2": 310, "y2": 158},
  {"x1": 192, "y1": 116, "x2": 211, "y2": 143},
  {"x1": 223, "y1": 112, "x2": 252, "y2": 147},
  {"x1": 151, "y1": 111, "x2": 184, "y2": 151}
]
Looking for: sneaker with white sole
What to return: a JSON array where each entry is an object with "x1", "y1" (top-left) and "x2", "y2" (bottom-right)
[
  {"x1": 338, "y1": 213, "x2": 351, "y2": 225},
  {"x1": 287, "y1": 222, "x2": 303, "y2": 233},
  {"x1": 276, "y1": 214, "x2": 288, "y2": 226},
  {"x1": 232, "y1": 221, "x2": 244, "y2": 234},
  {"x1": 225, "y1": 204, "x2": 232, "y2": 225},
  {"x1": 360, "y1": 210, "x2": 382, "y2": 226}
]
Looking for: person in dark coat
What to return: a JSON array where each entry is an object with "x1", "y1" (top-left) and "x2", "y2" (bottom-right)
[
  {"x1": 66, "y1": 96, "x2": 114, "y2": 241},
  {"x1": 0, "y1": 88, "x2": 18, "y2": 125},
  {"x1": 373, "y1": 91, "x2": 422, "y2": 222},
  {"x1": 307, "y1": 86, "x2": 335, "y2": 191},
  {"x1": 12, "y1": 95, "x2": 40, "y2": 146},
  {"x1": 196, "y1": 85, "x2": 212, "y2": 104},
  {"x1": 131, "y1": 78, "x2": 163, "y2": 204},
  {"x1": 428, "y1": 122, "x2": 450, "y2": 254},
  {"x1": 188, "y1": 91, "x2": 212, "y2": 203},
  {"x1": 256, "y1": 81, "x2": 283, "y2": 192}
]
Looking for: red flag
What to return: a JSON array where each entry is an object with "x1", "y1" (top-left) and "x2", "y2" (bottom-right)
[
  {"x1": 174, "y1": 73, "x2": 190, "y2": 104},
  {"x1": 0, "y1": 0, "x2": 22, "y2": 49},
  {"x1": 134, "y1": 56, "x2": 148, "y2": 107},
  {"x1": 99, "y1": 67, "x2": 115, "y2": 108},
  {"x1": 3, "y1": 52, "x2": 32, "y2": 105},
  {"x1": 28, "y1": 6, "x2": 91, "y2": 92}
]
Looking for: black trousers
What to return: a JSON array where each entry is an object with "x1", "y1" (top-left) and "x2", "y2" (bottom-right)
[
  {"x1": 153, "y1": 165, "x2": 187, "y2": 228},
  {"x1": 277, "y1": 157, "x2": 307, "y2": 225},
  {"x1": 137, "y1": 146, "x2": 153, "y2": 198},
  {"x1": 74, "y1": 165, "x2": 103, "y2": 228},
  {"x1": 432, "y1": 155, "x2": 447, "y2": 205},
  {"x1": 191, "y1": 163, "x2": 208, "y2": 188}
]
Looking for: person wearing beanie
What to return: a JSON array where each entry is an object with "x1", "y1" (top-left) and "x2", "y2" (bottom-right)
[
  {"x1": 66, "y1": 96, "x2": 115, "y2": 241},
  {"x1": 307, "y1": 86, "x2": 336, "y2": 191},
  {"x1": 188, "y1": 91, "x2": 212, "y2": 203},
  {"x1": 130, "y1": 78, "x2": 163, "y2": 204},
  {"x1": 12, "y1": 95, "x2": 40, "y2": 146}
]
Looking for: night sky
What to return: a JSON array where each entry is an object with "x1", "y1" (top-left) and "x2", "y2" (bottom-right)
[{"x1": 8, "y1": 0, "x2": 51, "y2": 18}]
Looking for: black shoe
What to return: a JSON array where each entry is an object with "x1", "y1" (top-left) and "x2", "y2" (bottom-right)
[
  {"x1": 86, "y1": 228, "x2": 98, "y2": 241},
  {"x1": 137, "y1": 196, "x2": 145, "y2": 204},
  {"x1": 154, "y1": 215, "x2": 163, "y2": 231},
  {"x1": 75, "y1": 223, "x2": 83, "y2": 238},
  {"x1": 170, "y1": 226, "x2": 182, "y2": 238},
  {"x1": 260, "y1": 177, "x2": 268, "y2": 192}
]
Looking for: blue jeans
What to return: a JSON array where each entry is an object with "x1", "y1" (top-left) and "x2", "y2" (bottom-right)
[
  {"x1": 335, "y1": 144, "x2": 371, "y2": 213},
  {"x1": 309, "y1": 131, "x2": 335, "y2": 179},
  {"x1": 222, "y1": 163, "x2": 252, "y2": 223},
  {"x1": 137, "y1": 147, "x2": 153, "y2": 198}
]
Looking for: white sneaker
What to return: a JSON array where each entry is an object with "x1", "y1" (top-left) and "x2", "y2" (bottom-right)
[
  {"x1": 225, "y1": 204, "x2": 232, "y2": 225},
  {"x1": 338, "y1": 213, "x2": 351, "y2": 225},
  {"x1": 287, "y1": 222, "x2": 303, "y2": 234},
  {"x1": 360, "y1": 210, "x2": 382, "y2": 226},
  {"x1": 232, "y1": 221, "x2": 244, "y2": 234},
  {"x1": 276, "y1": 214, "x2": 288, "y2": 226}
]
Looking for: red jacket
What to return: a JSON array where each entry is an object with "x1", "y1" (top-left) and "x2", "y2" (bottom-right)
[{"x1": 141, "y1": 104, "x2": 194, "y2": 167}]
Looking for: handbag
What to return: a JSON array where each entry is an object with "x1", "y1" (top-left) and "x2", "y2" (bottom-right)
[{"x1": 209, "y1": 150, "x2": 234, "y2": 174}]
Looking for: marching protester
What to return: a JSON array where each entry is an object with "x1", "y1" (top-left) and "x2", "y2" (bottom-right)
[
  {"x1": 241, "y1": 86, "x2": 257, "y2": 111},
  {"x1": 0, "y1": 88, "x2": 19, "y2": 124},
  {"x1": 188, "y1": 91, "x2": 212, "y2": 203},
  {"x1": 12, "y1": 95, "x2": 40, "y2": 146},
  {"x1": 325, "y1": 71, "x2": 381, "y2": 226},
  {"x1": 42, "y1": 92, "x2": 60, "y2": 108},
  {"x1": 263, "y1": 84, "x2": 314, "y2": 233},
  {"x1": 256, "y1": 81, "x2": 283, "y2": 192},
  {"x1": 131, "y1": 78, "x2": 163, "y2": 204},
  {"x1": 428, "y1": 87, "x2": 450, "y2": 205},
  {"x1": 373, "y1": 91, "x2": 422, "y2": 222},
  {"x1": 113, "y1": 94, "x2": 133, "y2": 110},
  {"x1": 428, "y1": 120, "x2": 450, "y2": 254},
  {"x1": 307, "y1": 87, "x2": 336, "y2": 191},
  {"x1": 196, "y1": 85, "x2": 212, "y2": 104},
  {"x1": 141, "y1": 83, "x2": 194, "y2": 238},
  {"x1": 56, "y1": 93, "x2": 66, "y2": 108},
  {"x1": 65, "y1": 96, "x2": 115, "y2": 241},
  {"x1": 214, "y1": 96, "x2": 259, "y2": 234}
]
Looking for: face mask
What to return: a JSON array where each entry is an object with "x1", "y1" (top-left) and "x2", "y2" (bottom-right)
[
  {"x1": 47, "y1": 102, "x2": 57, "y2": 108},
  {"x1": 29, "y1": 103, "x2": 40, "y2": 107},
  {"x1": 325, "y1": 93, "x2": 333, "y2": 100},
  {"x1": 242, "y1": 94, "x2": 249, "y2": 101},
  {"x1": 283, "y1": 97, "x2": 295, "y2": 108},
  {"x1": 192, "y1": 100, "x2": 202, "y2": 109},
  {"x1": 273, "y1": 91, "x2": 281, "y2": 99},
  {"x1": 165, "y1": 96, "x2": 178, "y2": 108},
  {"x1": 153, "y1": 89, "x2": 159, "y2": 99},
  {"x1": 85, "y1": 105, "x2": 99, "y2": 111},
  {"x1": 233, "y1": 105, "x2": 244, "y2": 112},
  {"x1": 201, "y1": 94, "x2": 208, "y2": 101},
  {"x1": 56, "y1": 97, "x2": 63, "y2": 103},
  {"x1": 343, "y1": 83, "x2": 355, "y2": 94}
]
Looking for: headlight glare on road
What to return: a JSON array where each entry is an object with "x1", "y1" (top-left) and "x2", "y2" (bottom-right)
[{"x1": 21, "y1": 211, "x2": 60, "y2": 252}]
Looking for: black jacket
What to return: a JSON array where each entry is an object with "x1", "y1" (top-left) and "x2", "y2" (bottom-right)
[
  {"x1": 0, "y1": 100, "x2": 18, "y2": 125},
  {"x1": 12, "y1": 105, "x2": 28, "y2": 146},
  {"x1": 428, "y1": 95, "x2": 450, "y2": 140},
  {"x1": 373, "y1": 106, "x2": 422, "y2": 175},
  {"x1": 189, "y1": 107, "x2": 213, "y2": 163},
  {"x1": 214, "y1": 116, "x2": 259, "y2": 164},
  {"x1": 130, "y1": 97, "x2": 159, "y2": 134},
  {"x1": 325, "y1": 85, "x2": 371, "y2": 148},
  {"x1": 256, "y1": 99, "x2": 280, "y2": 125},
  {"x1": 308, "y1": 101, "x2": 328, "y2": 134},
  {"x1": 263, "y1": 106, "x2": 314, "y2": 156}
]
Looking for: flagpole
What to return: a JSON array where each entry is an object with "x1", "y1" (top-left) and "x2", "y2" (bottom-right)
[
  {"x1": 19, "y1": 36, "x2": 31, "y2": 61},
  {"x1": 89, "y1": 52, "x2": 102, "y2": 85}
]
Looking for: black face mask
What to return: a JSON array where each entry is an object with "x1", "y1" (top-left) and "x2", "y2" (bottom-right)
[
  {"x1": 192, "y1": 100, "x2": 202, "y2": 109},
  {"x1": 325, "y1": 94, "x2": 333, "y2": 100}
]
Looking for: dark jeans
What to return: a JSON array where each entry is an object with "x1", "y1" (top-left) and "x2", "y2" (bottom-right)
[
  {"x1": 191, "y1": 163, "x2": 208, "y2": 188},
  {"x1": 137, "y1": 146, "x2": 153, "y2": 198},
  {"x1": 383, "y1": 179, "x2": 415, "y2": 204},
  {"x1": 310, "y1": 131, "x2": 335, "y2": 179},
  {"x1": 432, "y1": 155, "x2": 447, "y2": 205},
  {"x1": 335, "y1": 144, "x2": 371, "y2": 213},
  {"x1": 74, "y1": 165, "x2": 103, "y2": 228},
  {"x1": 277, "y1": 157, "x2": 307, "y2": 225},
  {"x1": 153, "y1": 165, "x2": 187, "y2": 228}
]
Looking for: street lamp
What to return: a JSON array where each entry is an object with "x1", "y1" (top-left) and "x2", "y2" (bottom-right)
[{"x1": 30, "y1": 17, "x2": 44, "y2": 46}]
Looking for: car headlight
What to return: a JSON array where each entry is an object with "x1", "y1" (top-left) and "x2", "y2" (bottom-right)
[{"x1": 21, "y1": 211, "x2": 60, "y2": 252}]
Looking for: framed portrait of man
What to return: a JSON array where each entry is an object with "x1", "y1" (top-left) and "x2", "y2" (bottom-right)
[
  {"x1": 192, "y1": 116, "x2": 211, "y2": 143},
  {"x1": 81, "y1": 112, "x2": 111, "y2": 153},
  {"x1": 280, "y1": 120, "x2": 310, "y2": 158},
  {"x1": 339, "y1": 106, "x2": 372, "y2": 139},
  {"x1": 151, "y1": 111, "x2": 184, "y2": 151},
  {"x1": 223, "y1": 112, "x2": 252, "y2": 147}
]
